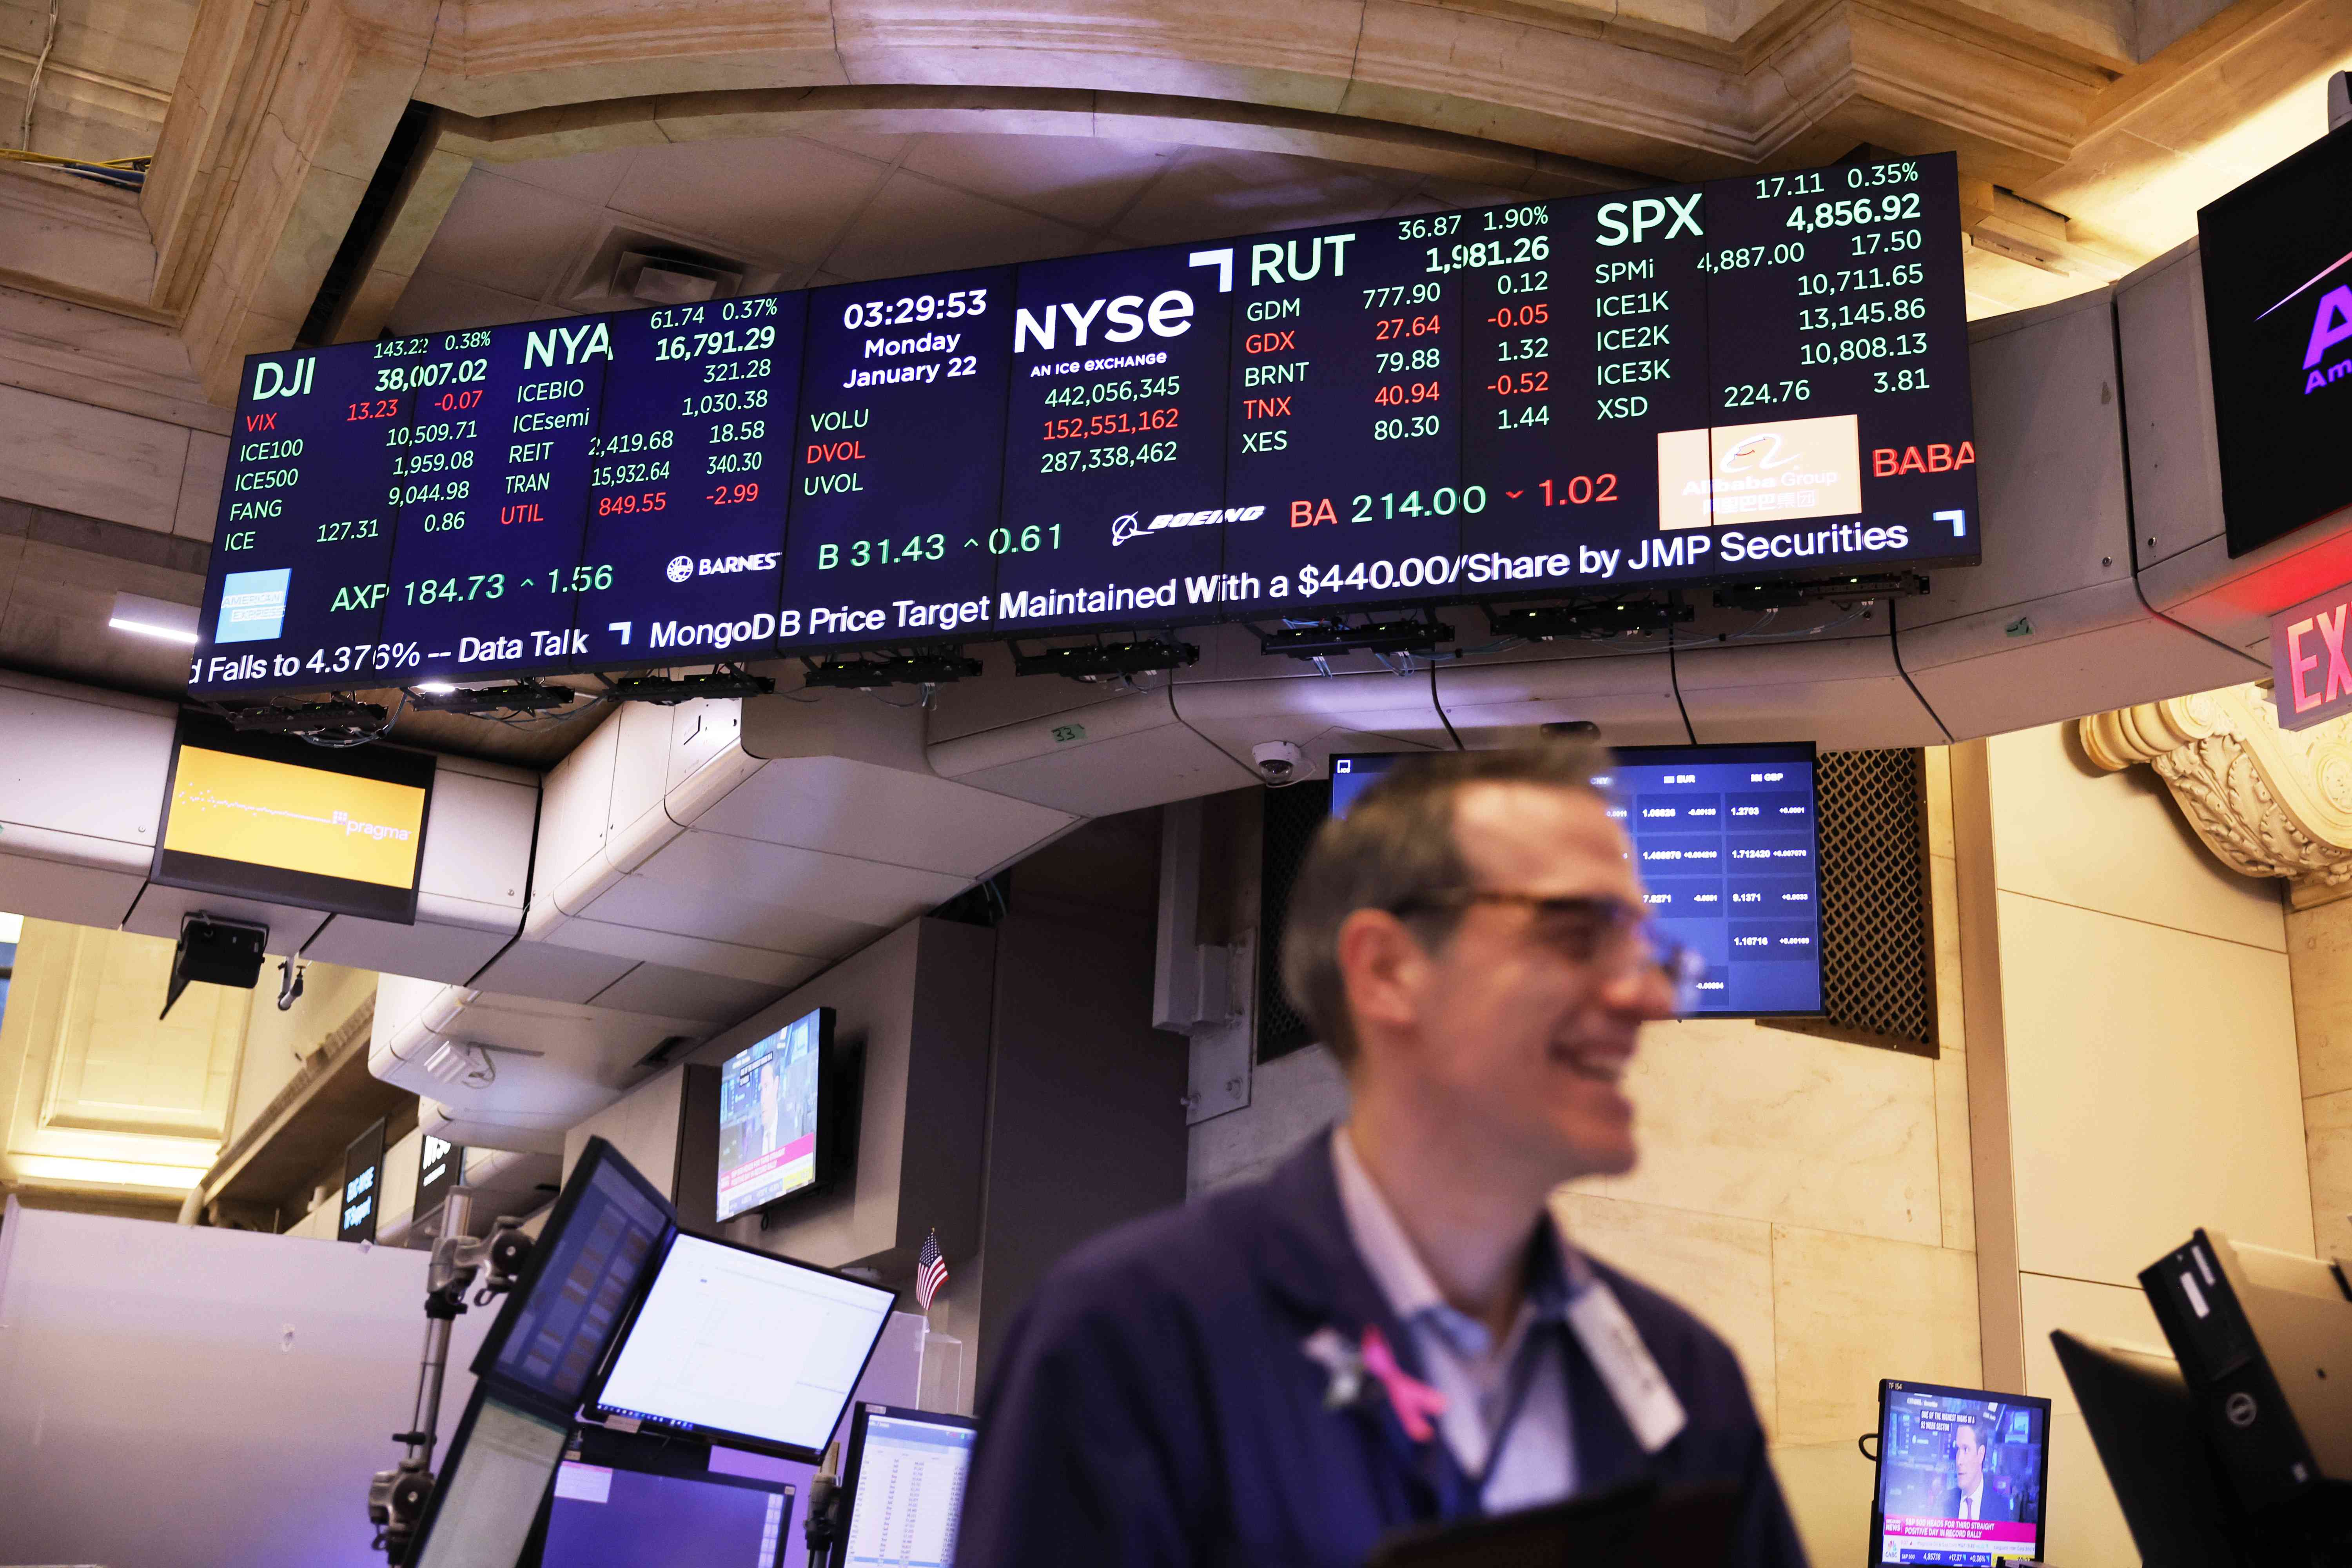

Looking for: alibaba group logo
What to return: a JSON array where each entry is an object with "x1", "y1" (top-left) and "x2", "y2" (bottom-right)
[{"x1": 1717, "y1": 432, "x2": 1804, "y2": 476}]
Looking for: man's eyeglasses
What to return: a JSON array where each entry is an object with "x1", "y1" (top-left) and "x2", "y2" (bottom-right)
[{"x1": 1387, "y1": 889, "x2": 1707, "y2": 1011}]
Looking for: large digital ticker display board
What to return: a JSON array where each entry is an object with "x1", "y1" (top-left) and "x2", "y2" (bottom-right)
[{"x1": 194, "y1": 154, "x2": 1978, "y2": 697}]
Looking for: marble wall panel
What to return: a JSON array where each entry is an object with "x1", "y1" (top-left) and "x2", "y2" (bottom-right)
[
  {"x1": 2017, "y1": 1270, "x2": 2164, "y2": 1415},
  {"x1": 172, "y1": 431, "x2": 227, "y2": 542},
  {"x1": 1997, "y1": 890, "x2": 2313, "y2": 1288},
  {"x1": 1552, "y1": 1191, "x2": 1778, "y2": 1439},
  {"x1": 2307, "y1": 1087, "x2": 2352, "y2": 1266},
  {"x1": 1771, "y1": 1224, "x2": 1981, "y2": 1447},
  {"x1": 0, "y1": 382, "x2": 189, "y2": 533},
  {"x1": 2288, "y1": 896, "x2": 2352, "y2": 1102},
  {"x1": 1603, "y1": 1018, "x2": 1942, "y2": 1247},
  {"x1": 1770, "y1": 1440, "x2": 1880, "y2": 1568},
  {"x1": 1935, "y1": 1046, "x2": 1975, "y2": 1254},
  {"x1": 1984, "y1": 725, "x2": 2284, "y2": 951}
]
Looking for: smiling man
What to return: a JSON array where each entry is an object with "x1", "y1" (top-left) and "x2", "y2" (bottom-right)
[{"x1": 957, "y1": 742, "x2": 1805, "y2": 1567}]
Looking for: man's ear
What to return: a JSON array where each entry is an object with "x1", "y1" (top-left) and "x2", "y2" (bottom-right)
[{"x1": 1336, "y1": 908, "x2": 1427, "y2": 1045}]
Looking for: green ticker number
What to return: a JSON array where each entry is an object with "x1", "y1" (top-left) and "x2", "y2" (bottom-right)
[
  {"x1": 989, "y1": 524, "x2": 1063, "y2": 555},
  {"x1": 818, "y1": 534, "x2": 947, "y2": 570},
  {"x1": 404, "y1": 573, "x2": 505, "y2": 606},
  {"x1": 546, "y1": 564, "x2": 615, "y2": 593}
]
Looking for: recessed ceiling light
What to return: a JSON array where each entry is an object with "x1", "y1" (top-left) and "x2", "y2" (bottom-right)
[{"x1": 109, "y1": 591, "x2": 198, "y2": 645}]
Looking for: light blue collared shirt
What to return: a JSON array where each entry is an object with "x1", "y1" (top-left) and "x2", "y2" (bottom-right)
[{"x1": 1330, "y1": 1129, "x2": 1578, "y2": 1512}]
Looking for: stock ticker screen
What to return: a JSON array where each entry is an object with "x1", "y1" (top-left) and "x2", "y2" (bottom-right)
[{"x1": 193, "y1": 154, "x2": 1978, "y2": 697}]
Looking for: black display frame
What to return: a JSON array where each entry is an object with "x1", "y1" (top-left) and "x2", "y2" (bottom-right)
[
  {"x1": 1866, "y1": 1376, "x2": 2056, "y2": 1566},
  {"x1": 149, "y1": 709, "x2": 437, "y2": 923},
  {"x1": 470, "y1": 1134, "x2": 677, "y2": 1422},
  {"x1": 579, "y1": 1227, "x2": 898, "y2": 1463},
  {"x1": 713, "y1": 1005, "x2": 842, "y2": 1225},
  {"x1": 526, "y1": 1440, "x2": 800, "y2": 1568},
  {"x1": 835, "y1": 1401, "x2": 980, "y2": 1558},
  {"x1": 2199, "y1": 122, "x2": 2352, "y2": 558},
  {"x1": 404, "y1": 1383, "x2": 574, "y2": 1568},
  {"x1": 193, "y1": 152, "x2": 1982, "y2": 702}
]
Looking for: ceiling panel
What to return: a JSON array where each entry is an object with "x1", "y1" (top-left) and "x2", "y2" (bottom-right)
[{"x1": 606, "y1": 136, "x2": 897, "y2": 267}]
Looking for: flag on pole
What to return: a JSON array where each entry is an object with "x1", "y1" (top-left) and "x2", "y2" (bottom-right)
[{"x1": 915, "y1": 1228, "x2": 949, "y2": 1313}]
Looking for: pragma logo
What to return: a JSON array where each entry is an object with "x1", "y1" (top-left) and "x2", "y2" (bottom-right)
[{"x1": 1112, "y1": 505, "x2": 1266, "y2": 546}]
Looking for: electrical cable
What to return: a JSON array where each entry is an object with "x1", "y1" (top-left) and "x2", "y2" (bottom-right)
[{"x1": 17, "y1": 2, "x2": 57, "y2": 151}]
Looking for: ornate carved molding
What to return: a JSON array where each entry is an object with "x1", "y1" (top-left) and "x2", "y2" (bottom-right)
[{"x1": 2081, "y1": 683, "x2": 2352, "y2": 907}]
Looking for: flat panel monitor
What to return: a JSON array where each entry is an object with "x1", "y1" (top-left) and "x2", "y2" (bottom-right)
[
  {"x1": 717, "y1": 1007, "x2": 833, "y2": 1222},
  {"x1": 2050, "y1": 1330, "x2": 2247, "y2": 1567},
  {"x1": 587, "y1": 1232, "x2": 897, "y2": 1460},
  {"x1": 538, "y1": 1456, "x2": 797, "y2": 1568},
  {"x1": 1867, "y1": 1378, "x2": 2052, "y2": 1566},
  {"x1": 408, "y1": 1387, "x2": 572, "y2": 1568},
  {"x1": 1328, "y1": 744, "x2": 1823, "y2": 1016},
  {"x1": 839, "y1": 1404, "x2": 978, "y2": 1568},
  {"x1": 474, "y1": 1136, "x2": 675, "y2": 1418},
  {"x1": 151, "y1": 711, "x2": 435, "y2": 922},
  {"x1": 2198, "y1": 124, "x2": 2352, "y2": 557}
]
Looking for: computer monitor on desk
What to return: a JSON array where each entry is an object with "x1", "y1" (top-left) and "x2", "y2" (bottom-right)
[
  {"x1": 838, "y1": 1404, "x2": 978, "y2": 1568},
  {"x1": 535, "y1": 1450, "x2": 796, "y2": 1568}
]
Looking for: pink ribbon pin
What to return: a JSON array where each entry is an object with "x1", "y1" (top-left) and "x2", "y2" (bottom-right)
[{"x1": 1358, "y1": 1325, "x2": 1448, "y2": 1444}]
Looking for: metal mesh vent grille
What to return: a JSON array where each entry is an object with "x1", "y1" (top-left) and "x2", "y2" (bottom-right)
[
  {"x1": 1256, "y1": 779, "x2": 1332, "y2": 1062},
  {"x1": 1811, "y1": 748, "x2": 1935, "y2": 1048}
]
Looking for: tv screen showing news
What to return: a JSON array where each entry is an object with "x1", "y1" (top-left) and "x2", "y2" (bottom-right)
[
  {"x1": 588, "y1": 1232, "x2": 896, "y2": 1460},
  {"x1": 1329, "y1": 744, "x2": 1823, "y2": 1016},
  {"x1": 151, "y1": 712, "x2": 434, "y2": 922},
  {"x1": 716, "y1": 1007, "x2": 833, "y2": 1223},
  {"x1": 1870, "y1": 1379, "x2": 2051, "y2": 1566}
]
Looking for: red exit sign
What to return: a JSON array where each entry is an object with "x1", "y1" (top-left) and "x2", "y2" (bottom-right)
[{"x1": 2272, "y1": 584, "x2": 2352, "y2": 730}]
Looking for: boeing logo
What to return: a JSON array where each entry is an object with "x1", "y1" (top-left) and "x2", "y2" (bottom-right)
[{"x1": 1112, "y1": 505, "x2": 1267, "y2": 546}]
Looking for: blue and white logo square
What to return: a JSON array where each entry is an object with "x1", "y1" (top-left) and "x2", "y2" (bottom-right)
[{"x1": 216, "y1": 568, "x2": 290, "y2": 643}]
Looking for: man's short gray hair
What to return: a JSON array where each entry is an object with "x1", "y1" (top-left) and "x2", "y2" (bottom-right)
[{"x1": 1279, "y1": 739, "x2": 1615, "y2": 1065}]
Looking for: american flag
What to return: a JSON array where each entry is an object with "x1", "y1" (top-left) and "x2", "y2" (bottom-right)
[{"x1": 915, "y1": 1228, "x2": 949, "y2": 1313}]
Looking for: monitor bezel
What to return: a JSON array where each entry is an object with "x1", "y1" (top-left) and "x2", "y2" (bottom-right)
[
  {"x1": 578, "y1": 1227, "x2": 899, "y2": 1463},
  {"x1": 836, "y1": 1401, "x2": 981, "y2": 1560},
  {"x1": 1866, "y1": 1376, "x2": 2056, "y2": 1567},
  {"x1": 470, "y1": 1135, "x2": 679, "y2": 1421},
  {"x1": 532, "y1": 1448, "x2": 799, "y2": 1568},
  {"x1": 1327, "y1": 742, "x2": 1826, "y2": 1019},
  {"x1": 150, "y1": 709, "x2": 437, "y2": 924},
  {"x1": 405, "y1": 1383, "x2": 573, "y2": 1568},
  {"x1": 713, "y1": 1005, "x2": 838, "y2": 1225}
]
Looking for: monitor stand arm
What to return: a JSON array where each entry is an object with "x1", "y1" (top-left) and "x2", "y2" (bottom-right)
[
  {"x1": 366, "y1": 1190, "x2": 536, "y2": 1563},
  {"x1": 803, "y1": 1439, "x2": 846, "y2": 1568}
]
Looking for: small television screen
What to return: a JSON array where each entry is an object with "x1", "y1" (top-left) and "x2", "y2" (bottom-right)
[
  {"x1": 1329, "y1": 744, "x2": 1823, "y2": 1017},
  {"x1": 1869, "y1": 1379, "x2": 2052, "y2": 1566},
  {"x1": 537, "y1": 1458, "x2": 795, "y2": 1568},
  {"x1": 717, "y1": 1007, "x2": 833, "y2": 1222},
  {"x1": 151, "y1": 712, "x2": 434, "y2": 922},
  {"x1": 2198, "y1": 125, "x2": 2352, "y2": 557},
  {"x1": 839, "y1": 1403, "x2": 979, "y2": 1568},
  {"x1": 473, "y1": 1137, "x2": 675, "y2": 1417},
  {"x1": 586, "y1": 1232, "x2": 897, "y2": 1460}
]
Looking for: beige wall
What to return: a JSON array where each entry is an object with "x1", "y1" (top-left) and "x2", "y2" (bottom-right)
[
  {"x1": 1958, "y1": 722, "x2": 2310, "y2": 1565},
  {"x1": 0, "y1": 915, "x2": 249, "y2": 1205},
  {"x1": 2286, "y1": 895, "x2": 2352, "y2": 1269},
  {"x1": 224, "y1": 958, "x2": 377, "y2": 1149}
]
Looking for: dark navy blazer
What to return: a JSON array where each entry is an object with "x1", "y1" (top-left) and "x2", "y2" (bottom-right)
[{"x1": 957, "y1": 1137, "x2": 1807, "y2": 1567}]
